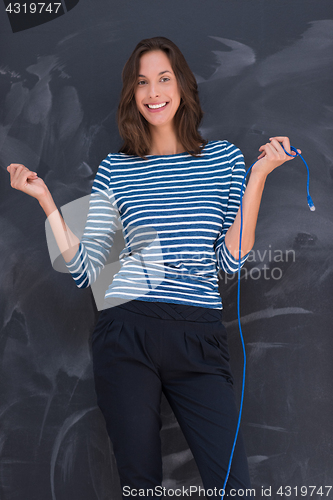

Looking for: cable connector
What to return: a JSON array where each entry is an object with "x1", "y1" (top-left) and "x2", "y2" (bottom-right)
[
  {"x1": 281, "y1": 144, "x2": 315, "y2": 212},
  {"x1": 307, "y1": 194, "x2": 316, "y2": 211}
]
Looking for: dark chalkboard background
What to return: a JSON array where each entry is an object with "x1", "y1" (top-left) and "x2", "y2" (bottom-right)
[{"x1": 1, "y1": 1, "x2": 333, "y2": 498}]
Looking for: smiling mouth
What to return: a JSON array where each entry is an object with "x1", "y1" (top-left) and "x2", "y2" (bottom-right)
[{"x1": 145, "y1": 102, "x2": 168, "y2": 109}]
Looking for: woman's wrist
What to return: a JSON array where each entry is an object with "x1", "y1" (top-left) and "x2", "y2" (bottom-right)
[
  {"x1": 38, "y1": 189, "x2": 57, "y2": 218},
  {"x1": 248, "y1": 166, "x2": 268, "y2": 185}
]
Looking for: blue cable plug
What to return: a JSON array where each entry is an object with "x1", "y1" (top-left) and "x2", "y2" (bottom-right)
[{"x1": 281, "y1": 145, "x2": 316, "y2": 211}]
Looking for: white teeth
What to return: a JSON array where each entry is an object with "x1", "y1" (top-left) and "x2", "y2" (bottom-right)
[{"x1": 147, "y1": 102, "x2": 167, "y2": 109}]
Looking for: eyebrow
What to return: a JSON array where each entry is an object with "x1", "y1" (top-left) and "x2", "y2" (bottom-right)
[{"x1": 138, "y1": 70, "x2": 172, "y2": 78}]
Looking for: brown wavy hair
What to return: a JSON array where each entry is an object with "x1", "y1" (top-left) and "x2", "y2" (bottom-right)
[{"x1": 117, "y1": 36, "x2": 208, "y2": 159}]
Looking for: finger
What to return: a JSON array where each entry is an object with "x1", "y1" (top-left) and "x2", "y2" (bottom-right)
[
  {"x1": 11, "y1": 165, "x2": 35, "y2": 188},
  {"x1": 259, "y1": 142, "x2": 278, "y2": 158},
  {"x1": 7, "y1": 164, "x2": 19, "y2": 175},
  {"x1": 8, "y1": 163, "x2": 26, "y2": 173},
  {"x1": 258, "y1": 145, "x2": 267, "y2": 159},
  {"x1": 258, "y1": 143, "x2": 274, "y2": 152},
  {"x1": 7, "y1": 163, "x2": 36, "y2": 172},
  {"x1": 27, "y1": 171, "x2": 38, "y2": 179},
  {"x1": 269, "y1": 136, "x2": 291, "y2": 154},
  {"x1": 8, "y1": 164, "x2": 24, "y2": 184},
  {"x1": 269, "y1": 138, "x2": 289, "y2": 157},
  {"x1": 12, "y1": 165, "x2": 29, "y2": 184},
  {"x1": 7, "y1": 163, "x2": 26, "y2": 171},
  {"x1": 258, "y1": 144, "x2": 270, "y2": 156},
  {"x1": 269, "y1": 139, "x2": 299, "y2": 164}
]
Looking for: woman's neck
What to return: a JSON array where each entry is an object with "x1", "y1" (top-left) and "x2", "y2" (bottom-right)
[{"x1": 148, "y1": 125, "x2": 185, "y2": 156}]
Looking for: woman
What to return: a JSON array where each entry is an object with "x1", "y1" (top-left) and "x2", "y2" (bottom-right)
[{"x1": 7, "y1": 37, "x2": 299, "y2": 499}]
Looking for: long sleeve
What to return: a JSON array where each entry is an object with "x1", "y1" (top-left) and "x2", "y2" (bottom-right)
[
  {"x1": 214, "y1": 145, "x2": 250, "y2": 274},
  {"x1": 64, "y1": 157, "x2": 121, "y2": 288}
]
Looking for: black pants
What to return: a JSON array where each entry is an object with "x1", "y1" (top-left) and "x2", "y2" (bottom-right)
[{"x1": 91, "y1": 298, "x2": 251, "y2": 499}]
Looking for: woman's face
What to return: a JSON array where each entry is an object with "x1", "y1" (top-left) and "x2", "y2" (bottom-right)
[{"x1": 134, "y1": 50, "x2": 181, "y2": 130}]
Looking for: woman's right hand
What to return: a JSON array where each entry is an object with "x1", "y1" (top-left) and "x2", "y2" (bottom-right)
[
  {"x1": 7, "y1": 164, "x2": 80, "y2": 261},
  {"x1": 7, "y1": 163, "x2": 49, "y2": 201}
]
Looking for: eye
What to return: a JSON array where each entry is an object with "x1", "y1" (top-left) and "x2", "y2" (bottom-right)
[
  {"x1": 161, "y1": 77, "x2": 170, "y2": 82},
  {"x1": 137, "y1": 80, "x2": 146, "y2": 86}
]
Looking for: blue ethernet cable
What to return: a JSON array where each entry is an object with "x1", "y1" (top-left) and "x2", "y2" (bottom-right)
[{"x1": 220, "y1": 143, "x2": 315, "y2": 499}]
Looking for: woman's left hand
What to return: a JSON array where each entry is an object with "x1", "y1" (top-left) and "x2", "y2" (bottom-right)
[{"x1": 252, "y1": 136, "x2": 301, "y2": 178}]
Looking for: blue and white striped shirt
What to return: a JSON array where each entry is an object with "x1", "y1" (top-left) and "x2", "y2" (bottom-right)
[{"x1": 65, "y1": 140, "x2": 249, "y2": 309}]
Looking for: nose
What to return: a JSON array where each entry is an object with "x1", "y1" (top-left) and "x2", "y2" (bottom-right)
[{"x1": 148, "y1": 82, "x2": 160, "y2": 99}]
